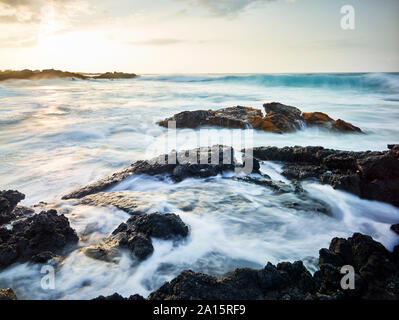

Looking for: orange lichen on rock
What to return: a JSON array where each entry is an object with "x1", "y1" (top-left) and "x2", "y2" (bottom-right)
[
  {"x1": 302, "y1": 112, "x2": 362, "y2": 132},
  {"x1": 158, "y1": 102, "x2": 363, "y2": 134}
]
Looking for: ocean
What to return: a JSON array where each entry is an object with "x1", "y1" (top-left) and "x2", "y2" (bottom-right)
[{"x1": 1, "y1": 73, "x2": 399, "y2": 299}]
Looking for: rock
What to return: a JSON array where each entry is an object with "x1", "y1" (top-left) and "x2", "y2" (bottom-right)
[
  {"x1": 0, "y1": 69, "x2": 87, "y2": 81},
  {"x1": 149, "y1": 261, "x2": 316, "y2": 300},
  {"x1": 261, "y1": 102, "x2": 303, "y2": 132},
  {"x1": 318, "y1": 248, "x2": 344, "y2": 267},
  {"x1": 93, "y1": 293, "x2": 145, "y2": 300},
  {"x1": 93, "y1": 72, "x2": 137, "y2": 79},
  {"x1": 157, "y1": 102, "x2": 362, "y2": 134},
  {"x1": 83, "y1": 213, "x2": 189, "y2": 262},
  {"x1": 0, "y1": 288, "x2": 17, "y2": 300},
  {"x1": 157, "y1": 106, "x2": 262, "y2": 129},
  {"x1": 248, "y1": 145, "x2": 399, "y2": 208},
  {"x1": 391, "y1": 224, "x2": 399, "y2": 235},
  {"x1": 0, "y1": 209, "x2": 78, "y2": 269},
  {"x1": 0, "y1": 190, "x2": 25, "y2": 225},
  {"x1": 0, "y1": 69, "x2": 138, "y2": 82},
  {"x1": 79, "y1": 191, "x2": 150, "y2": 215},
  {"x1": 302, "y1": 112, "x2": 362, "y2": 133},
  {"x1": 62, "y1": 145, "x2": 236, "y2": 199},
  {"x1": 97, "y1": 232, "x2": 399, "y2": 300}
]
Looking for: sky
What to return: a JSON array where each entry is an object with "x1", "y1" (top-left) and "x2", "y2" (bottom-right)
[{"x1": 0, "y1": 0, "x2": 398, "y2": 73}]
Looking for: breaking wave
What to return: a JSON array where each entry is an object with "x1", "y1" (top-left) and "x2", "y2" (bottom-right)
[{"x1": 141, "y1": 73, "x2": 399, "y2": 92}]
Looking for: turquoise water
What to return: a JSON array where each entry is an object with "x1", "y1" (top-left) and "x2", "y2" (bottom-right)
[{"x1": 0, "y1": 73, "x2": 398, "y2": 299}]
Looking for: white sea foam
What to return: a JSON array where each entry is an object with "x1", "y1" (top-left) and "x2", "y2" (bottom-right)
[{"x1": 0, "y1": 74, "x2": 398, "y2": 299}]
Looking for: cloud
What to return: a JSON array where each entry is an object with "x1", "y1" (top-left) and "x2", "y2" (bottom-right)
[
  {"x1": 127, "y1": 38, "x2": 185, "y2": 46},
  {"x1": 180, "y1": 0, "x2": 276, "y2": 16},
  {"x1": 0, "y1": 0, "x2": 90, "y2": 24}
]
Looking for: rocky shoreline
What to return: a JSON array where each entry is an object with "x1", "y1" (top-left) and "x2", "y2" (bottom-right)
[
  {"x1": 0, "y1": 69, "x2": 137, "y2": 82},
  {"x1": 1, "y1": 143, "x2": 398, "y2": 300},
  {"x1": 158, "y1": 102, "x2": 362, "y2": 134}
]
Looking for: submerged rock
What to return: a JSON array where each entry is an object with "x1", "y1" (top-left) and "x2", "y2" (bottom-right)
[
  {"x1": 0, "y1": 192, "x2": 79, "y2": 269},
  {"x1": 0, "y1": 288, "x2": 17, "y2": 300},
  {"x1": 249, "y1": 144, "x2": 399, "y2": 208},
  {"x1": 157, "y1": 102, "x2": 362, "y2": 134},
  {"x1": 79, "y1": 191, "x2": 151, "y2": 215},
  {"x1": 83, "y1": 212, "x2": 189, "y2": 262},
  {"x1": 62, "y1": 145, "x2": 236, "y2": 200}
]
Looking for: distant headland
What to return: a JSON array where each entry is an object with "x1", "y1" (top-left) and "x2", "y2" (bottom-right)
[{"x1": 0, "y1": 69, "x2": 138, "y2": 82}]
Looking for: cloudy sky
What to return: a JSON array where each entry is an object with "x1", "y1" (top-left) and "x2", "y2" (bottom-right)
[{"x1": 0, "y1": 0, "x2": 398, "y2": 73}]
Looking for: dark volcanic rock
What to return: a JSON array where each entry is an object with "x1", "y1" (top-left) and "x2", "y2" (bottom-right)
[
  {"x1": 145, "y1": 232, "x2": 399, "y2": 300},
  {"x1": 62, "y1": 145, "x2": 237, "y2": 199},
  {"x1": 0, "y1": 209, "x2": 78, "y2": 268},
  {"x1": 83, "y1": 213, "x2": 189, "y2": 262},
  {"x1": 0, "y1": 190, "x2": 25, "y2": 225},
  {"x1": 0, "y1": 288, "x2": 17, "y2": 300},
  {"x1": 148, "y1": 261, "x2": 316, "y2": 300},
  {"x1": 93, "y1": 292, "x2": 145, "y2": 300},
  {"x1": 157, "y1": 102, "x2": 362, "y2": 134},
  {"x1": 248, "y1": 144, "x2": 399, "y2": 208},
  {"x1": 157, "y1": 106, "x2": 262, "y2": 129}
]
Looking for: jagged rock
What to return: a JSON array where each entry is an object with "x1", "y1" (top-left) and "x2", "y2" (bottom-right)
[
  {"x1": 83, "y1": 213, "x2": 189, "y2": 262},
  {"x1": 302, "y1": 112, "x2": 362, "y2": 132},
  {"x1": 93, "y1": 293, "x2": 145, "y2": 300},
  {"x1": 62, "y1": 145, "x2": 236, "y2": 199},
  {"x1": 0, "y1": 190, "x2": 26, "y2": 225},
  {"x1": 249, "y1": 145, "x2": 399, "y2": 207},
  {"x1": 79, "y1": 191, "x2": 150, "y2": 215},
  {"x1": 146, "y1": 232, "x2": 399, "y2": 300},
  {"x1": 157, "y1": 102, "x2": 362, "y2": 134},
  {"x1": 148, "y1": 260, "x2": 316, "y2": 300},
  {"x1": 0, "y1": 288, "x2": 17, "y2": 300},
  {"x1": 157, "y1": 106, "x2": 262, "y2": 129},
  {"x1": 0, "y1": 209, "x2": 78, "y2": 269}
]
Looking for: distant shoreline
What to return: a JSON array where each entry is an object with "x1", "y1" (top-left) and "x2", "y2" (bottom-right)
[{"x1": 0, "y1": 69, "x2": 138, "y2": 82}]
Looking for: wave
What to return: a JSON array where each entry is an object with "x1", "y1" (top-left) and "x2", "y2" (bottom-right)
[{"x1": 140, "y1": 73, "x2": 399, "y2": 92}]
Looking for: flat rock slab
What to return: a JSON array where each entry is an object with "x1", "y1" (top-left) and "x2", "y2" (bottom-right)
[{"x1": 79, "y1": 191, "x2": 151, "y2": 215}]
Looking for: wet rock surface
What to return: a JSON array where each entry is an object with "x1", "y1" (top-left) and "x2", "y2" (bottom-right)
[
  {"x1": 0, "y1": 190, "x2": 26, "y2": 225},
  {"x1": 83, "y1": 212, "x2": 189, "y2": 262},
  {"x1": 0, "y1": 288, "x2": 17, "y2": 300},
  {"x1": 249, "y1": 144, "x2": 399, "y2": 208},
  {"x1": 79, "y1": 191, "x2": 151, "y2": 215},
  {"x1": 157, "y1": 102, "x2": 362, "y2": 134},
  {"x1": 145, "y1": 233, "x2": 399, "y2": 300},
  {"x1": 0, "y1": 191, "x2": 79, "y2": 268},
  {"x1": 62, "y1": 145, "x2": 236, "y2": 199}
]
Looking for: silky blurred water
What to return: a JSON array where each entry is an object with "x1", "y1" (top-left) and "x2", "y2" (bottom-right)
[{"x1": 0, "y1": 73, "x2": 399, "y2": 299}]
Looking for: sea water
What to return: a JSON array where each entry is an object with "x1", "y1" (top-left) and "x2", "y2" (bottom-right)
[{"x1": 0, "y1": 73, "x2": 398, "y2": 299}]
